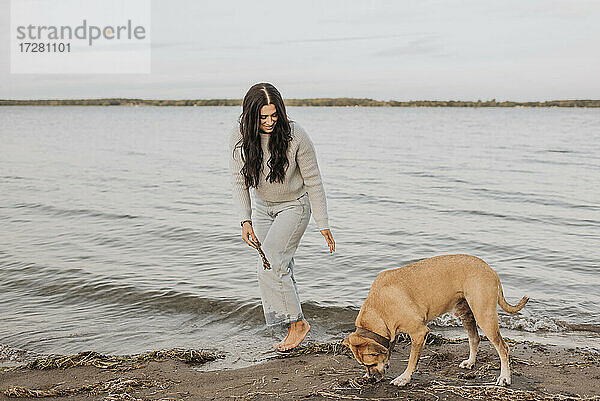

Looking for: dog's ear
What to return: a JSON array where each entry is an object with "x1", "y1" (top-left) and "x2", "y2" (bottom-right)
[{"x1": 346, "y1": 332, "x2": 369, "y2": 347}]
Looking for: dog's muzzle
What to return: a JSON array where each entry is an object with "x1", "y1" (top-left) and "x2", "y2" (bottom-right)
[{"x1": 365, "y1": 366, "x2": 385, "y2": 382}]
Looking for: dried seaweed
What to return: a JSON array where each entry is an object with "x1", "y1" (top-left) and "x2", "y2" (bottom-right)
[
  {"x1": 3, "y1": 377, "x2": 156, "y2": 399},
  {"x1": 276, "y1": 342, "x2": 352, "y2": 358},
  {"x1": 550, "y1": 351, "x2": 600, "y2": 369},
  {"x1": 314, "y1": 391, "x2": 407, "y2": 400},
  {"x1": 428, "y1": 380, "x2": 600, "y2": 401},
  {"x1": 276, "y1": 334, "x2": 469, "y2": 360},
  {"x1": 2, "y1": 348, "x2": 223, "y2": 372},
  {"x1": 314, "y1": 385, "x2": 600, "y2": 401},
  {"x1": 316, "y1": 379, "x2": 600, "y2": 401},
  {"x1": 396, "y1": 332, "x2": 467, "y2": 346}
]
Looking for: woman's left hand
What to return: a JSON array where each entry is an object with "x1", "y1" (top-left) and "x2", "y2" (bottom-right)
[{"x1": 320, "y1": 229, "x2": 335, "y2": 253}]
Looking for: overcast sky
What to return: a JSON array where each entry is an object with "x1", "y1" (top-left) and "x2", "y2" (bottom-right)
[{"x1": 1, "y1": 0, "x2": 599, "y2": 101}]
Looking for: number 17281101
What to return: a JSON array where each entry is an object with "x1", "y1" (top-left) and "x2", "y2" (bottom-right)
[{"x1": 19, "y1": 42, "x2": 71, "y2": 52}]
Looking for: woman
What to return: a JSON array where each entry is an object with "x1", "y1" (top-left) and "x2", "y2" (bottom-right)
[{"x1": 229, "y1": 82, "x2": 335, "y2": 351}]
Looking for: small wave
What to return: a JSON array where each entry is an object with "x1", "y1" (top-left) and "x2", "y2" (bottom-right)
[
  {"x1": 539, "y1": 149, "x2": 577, "y2": 154},
  {"x1": 13, "y1": 202, "x2": 139, "y2": 220},
  {"x1": 431, "y1": 313, "x2": 568, "y2": 333},
  {"x1": 499, "y1": 315, "x2": 567, "y2": 332},
  {"x1": 0, "y1": 259, "x2": 592, "y2": 336},
  {"x1": 0, "y1": 343, "x2": 46, "y2": 363},
  {"x1": 565, "y1": 323, "x2": 600, "y2": 334},
  {"x1": 205, "y1": 300, "x2": 585, "y2": 336},
  {"x1": 436, "y1": 207, "x2": 599, "y2": 228}
]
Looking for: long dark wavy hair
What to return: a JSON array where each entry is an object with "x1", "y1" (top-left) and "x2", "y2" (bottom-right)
[{"x1": 233, "y1": 83, "x2": 293, "y2": 188}]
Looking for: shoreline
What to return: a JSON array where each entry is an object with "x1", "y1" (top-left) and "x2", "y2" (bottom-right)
[{"x1": 2, "y1": 335, "x2": 599, "y2": 401}]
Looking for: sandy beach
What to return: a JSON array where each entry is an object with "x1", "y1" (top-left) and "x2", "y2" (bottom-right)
[{"x1": 2, "y1": 334, "x2": 599, "y2": 401}]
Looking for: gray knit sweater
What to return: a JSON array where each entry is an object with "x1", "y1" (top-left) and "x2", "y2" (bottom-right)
[{"x1": 228, "y1": 121, "x2": 330, "y2": 230}]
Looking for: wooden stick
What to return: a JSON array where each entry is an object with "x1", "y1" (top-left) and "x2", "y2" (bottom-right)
[{"x1": 253, "y1": 240, "x2": 271, "y2": 270}]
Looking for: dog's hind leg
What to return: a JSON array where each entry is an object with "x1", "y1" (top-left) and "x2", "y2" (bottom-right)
[
  {"x1": 455, "y1": 299, "x2": 479, "y2": 369},
  {"x1": 470, "y1": 304, "x2": 511, "y2": 386},
  {"x1": 390, "y1": 325, "x2": 429, "y2": 387}
]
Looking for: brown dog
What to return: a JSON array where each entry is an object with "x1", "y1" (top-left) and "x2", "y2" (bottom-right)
[{"x1": 342, "y1": 254, "x2": 528, "y2": 387}]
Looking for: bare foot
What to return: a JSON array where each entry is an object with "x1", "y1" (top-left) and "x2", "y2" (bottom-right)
[
  {"x1": 278, "y1": 319, "x2": 310, "y2": 351},
  {"x1": 272, "y1": 328, "x2": 293, "y2": 349}
]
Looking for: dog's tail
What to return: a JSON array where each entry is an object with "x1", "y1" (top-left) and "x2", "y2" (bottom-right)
[{"x1": 497, "y1": 283, "x2": 529, "y2": 313}]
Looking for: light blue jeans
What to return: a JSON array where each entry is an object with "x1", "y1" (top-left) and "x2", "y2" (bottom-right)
[{"x1": 252, "y1": 191, "x2": 311, "y2": 327}]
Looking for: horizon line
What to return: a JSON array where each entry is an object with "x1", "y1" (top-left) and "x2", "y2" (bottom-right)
[{"x1": 2, "y1": 97, "x2": 600, "y2": 102}]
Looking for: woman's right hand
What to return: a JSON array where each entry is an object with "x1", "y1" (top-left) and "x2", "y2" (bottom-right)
[{"x1": 242, "y1": 221, "x2": 260, "y2": 248}]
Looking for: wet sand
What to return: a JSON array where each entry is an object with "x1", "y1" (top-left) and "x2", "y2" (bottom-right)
[{"x1": 1, "y1": 336, "x2": 599, "y2": 400}]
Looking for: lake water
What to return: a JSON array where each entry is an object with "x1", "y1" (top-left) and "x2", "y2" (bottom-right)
[{"x1": 1, "y1": 106, "x2": 599, "y2": 368}]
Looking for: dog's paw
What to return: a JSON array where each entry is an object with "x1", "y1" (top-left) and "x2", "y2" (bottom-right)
[
  {"x1": 495, "y1": 374, "x2": 511, "y2": 386},
  {"x1": 459, "y1": 359, "x2": 475, "y2": 369},
  {"x1": 390, "y1": 374, "x2": 411, "y2": 387}
]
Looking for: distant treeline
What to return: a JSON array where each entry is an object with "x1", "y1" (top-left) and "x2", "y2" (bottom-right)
[{"x1": 1, "y1": 98, "x2": 599, "y2": 107}]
